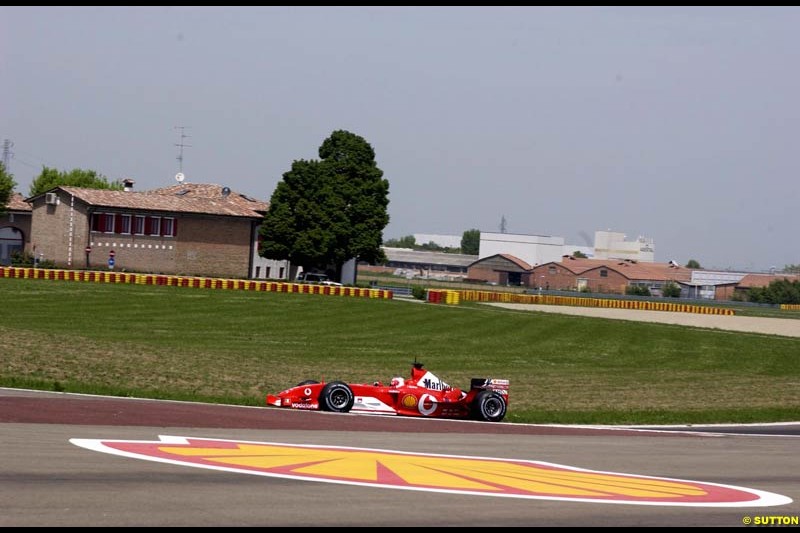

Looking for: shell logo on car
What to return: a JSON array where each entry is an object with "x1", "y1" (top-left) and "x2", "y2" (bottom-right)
[{"x1": 401, "y1": 395, "x2": 417, "y2": 408}]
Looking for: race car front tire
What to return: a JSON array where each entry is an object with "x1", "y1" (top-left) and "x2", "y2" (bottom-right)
[
  {"x1": 472, "y1": 390, "x2": 507, "y2": 422},
  {"x1": 319, "y1": 381, "x2": 354, "y2": 413}
]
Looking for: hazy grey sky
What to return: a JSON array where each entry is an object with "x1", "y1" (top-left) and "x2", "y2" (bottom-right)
[{"x1": 2, "y1": 6, "x2": 798, "y2": 271}]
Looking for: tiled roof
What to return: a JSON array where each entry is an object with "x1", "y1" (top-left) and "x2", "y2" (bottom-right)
[
  {"x1": 148, "y1": 183, "x2": 270, "y2": 214},
  {"x1": 498, "y1": 254, "x2": 532, "y2": 271},
  {"x1": 468, "y1": 254, "x2": 532, "y2": 271},
  {"x1": 5, "y1": 192, "x2": 31, "y2": 212},
  {"x1": 148, "y1": 183, "x2": 266, "y2": 204},
  {"x1": 737, "y1": 273, "x2": 799, "y2": 288},
  {"x1": 549, "y1": 257, "x2": 693, "y2": 282},
  {"x1": 46, "y1": 184, "x2": 268, "y2": 218}
]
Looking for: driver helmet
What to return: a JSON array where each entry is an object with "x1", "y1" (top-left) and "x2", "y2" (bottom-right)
[{"x1": 390, "y1": 376, "x2": 405, "y2": 388}]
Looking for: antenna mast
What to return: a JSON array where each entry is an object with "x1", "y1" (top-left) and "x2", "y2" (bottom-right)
[
  {"x1": 2, "y1": 139, "x2": 13, "y2": 169},
  {"x1": 174, "y1": 126, "x2": 192, "y2": 174}
]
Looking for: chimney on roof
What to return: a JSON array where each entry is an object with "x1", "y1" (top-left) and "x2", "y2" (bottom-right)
[{"x1": 122, "y1": 178, "x2": 135, "y2": 192}]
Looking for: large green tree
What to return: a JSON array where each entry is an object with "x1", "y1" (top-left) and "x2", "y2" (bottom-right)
[
  {"x1": 29, "y1": 166, "x2": 123, "y2": 196},
  {"x1": 748, "y1": 279, "x2": 800, "y2": 304},
  {"x1": 461, "y1": 229, "x2": 480, "y2": 255},
  {"x1": 260, "y1": 159, "x2": 334, "y2": 271},
  {"x1": 260, "y1": 130, "x2": 390, "y2": 278},
  {"x1": 0, "y1": 161, "x2": 16, "y2": 215}
]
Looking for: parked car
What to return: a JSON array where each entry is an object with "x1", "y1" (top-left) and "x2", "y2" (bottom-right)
[{"x1": 296, "y1": 272, "x2": 329, "y2": 283}]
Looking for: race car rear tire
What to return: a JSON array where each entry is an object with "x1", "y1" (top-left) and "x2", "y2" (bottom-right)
[
  {"x1": 319, "y1": 381, "x2": 354, "y2": 413},
  {"x1": 472, "y1": 390, "x2": 507, "y2": 422}
]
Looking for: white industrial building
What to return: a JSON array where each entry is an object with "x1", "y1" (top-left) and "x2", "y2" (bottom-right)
[
  {"x1": 478, "y1": 230, "x2": 654, "y2": 267},
  {"x1": 593, "y1": 231, "x2": 655, "y2": 262},
  {"x1": 400, "y1": 229, "x2": 655, "y2": 270},
  {"x1": 412, "y1": 233, "x2": 463, "y2": 249},
  {"x1": 479, "y1": 232, "x2": 566, "y2": 267}
]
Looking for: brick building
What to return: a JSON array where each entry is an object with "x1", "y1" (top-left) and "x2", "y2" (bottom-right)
[
  {"x1": 467, "y1": 254, "x2": 694, "y2": 295},
  {"x1": 0, "y1": 193, "x2": 32, "y2": 265},
  {"x1": 529, "y1": 257, "x2": 693, "y2": 295},
  {"x1": 466, "y1": 254, "x2": 532, "y2": 286},
  {"x1": 26, "y1": 183, "x2": 288, "y2": 279}
]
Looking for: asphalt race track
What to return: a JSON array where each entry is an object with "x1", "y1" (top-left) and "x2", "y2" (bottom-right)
[{"x1": 1, "y1": 388, "x2": 798, "y2": 527}]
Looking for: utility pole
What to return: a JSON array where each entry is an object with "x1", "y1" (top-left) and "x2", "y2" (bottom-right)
[
  {"x1": 2, "y1": 139, "x2": 13, "y2": 169},
  {"x1": 500, "y1": 215, "x2": 507, "y2": 234},
  {"x1": 174, "y1": 126, "x2": 191, "y2": 174}
]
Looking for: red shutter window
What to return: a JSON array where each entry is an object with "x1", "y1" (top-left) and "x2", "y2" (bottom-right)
[
  {"x1": 103, "y1": 213, "x2": 115, "y2": 233},
  {"x1": 134, "y1": 216, "x2": 145, "y2": 235},
  {"x1": 91, "y1": 213, "x2": 101, "y2": 232},
  {"x1": 114, "y1": 213, "x2": 123, "y2": 234},
  {"x1": 171, "y1": 218, "x2": 178, "y2": 237},
  {"x1": 150, "y1": 216, "x2": 161, "y2": 236},
  {"x1": 162, "y1": 217, "x2": 174, "y2": 237},
  {"x1": 120, "y1": 215, "x2": 132, "y2": 234}
]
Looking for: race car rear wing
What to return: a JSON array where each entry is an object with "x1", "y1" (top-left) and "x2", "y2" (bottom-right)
[{"x1": 470, "y1": 378, "x2": 510, "y2": 392}]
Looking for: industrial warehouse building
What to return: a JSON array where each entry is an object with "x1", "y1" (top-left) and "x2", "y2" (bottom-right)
[{"x1": 4, "y1": 190, "x2": 796, "y2": 297}]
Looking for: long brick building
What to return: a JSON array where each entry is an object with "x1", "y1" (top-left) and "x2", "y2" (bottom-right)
[{"x1": 25, "y1": 183, "x2": 288, "y2": 279}]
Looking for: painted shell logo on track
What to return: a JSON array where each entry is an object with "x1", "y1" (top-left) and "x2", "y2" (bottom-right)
[
  {"x1": 401, "y1": 395, "x2": 417, "y2": 408},
  {"x1": 69, "y1": 436, "x2": 792, "y2": 507}
]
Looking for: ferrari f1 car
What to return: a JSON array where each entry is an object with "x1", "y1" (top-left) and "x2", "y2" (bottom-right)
[{"x1": 266, "y1": 362, "x2": 509, "y2": 422}]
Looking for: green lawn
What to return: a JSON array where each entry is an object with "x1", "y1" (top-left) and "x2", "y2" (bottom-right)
[{"x1": 1, "y1": 277, "x2": 798, "y2": 425}]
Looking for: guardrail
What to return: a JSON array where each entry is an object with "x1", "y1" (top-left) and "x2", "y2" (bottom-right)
[{"x1": 371, "y1": 285, "x2": 413, "y2": 297}]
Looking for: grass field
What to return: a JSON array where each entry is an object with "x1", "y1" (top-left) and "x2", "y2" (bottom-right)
[{"x1": 1, "y1": 277, "x2": 798, "y2": 425}]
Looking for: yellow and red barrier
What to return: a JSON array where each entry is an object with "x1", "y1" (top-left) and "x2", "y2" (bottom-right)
[
  {"x1": 426, "y1": 289, "x2": 461, "y2": 305},
  {"x1": 0, "y1": 267, "x2": 392, "y2": 300},
  {"x1": 453, "y1": 288, "x2": 735, "y2": 316}
]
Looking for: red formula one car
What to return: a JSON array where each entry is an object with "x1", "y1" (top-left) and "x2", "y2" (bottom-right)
[{"x1": 266, "y1": 362, "x2": 509, "y2": 422}]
